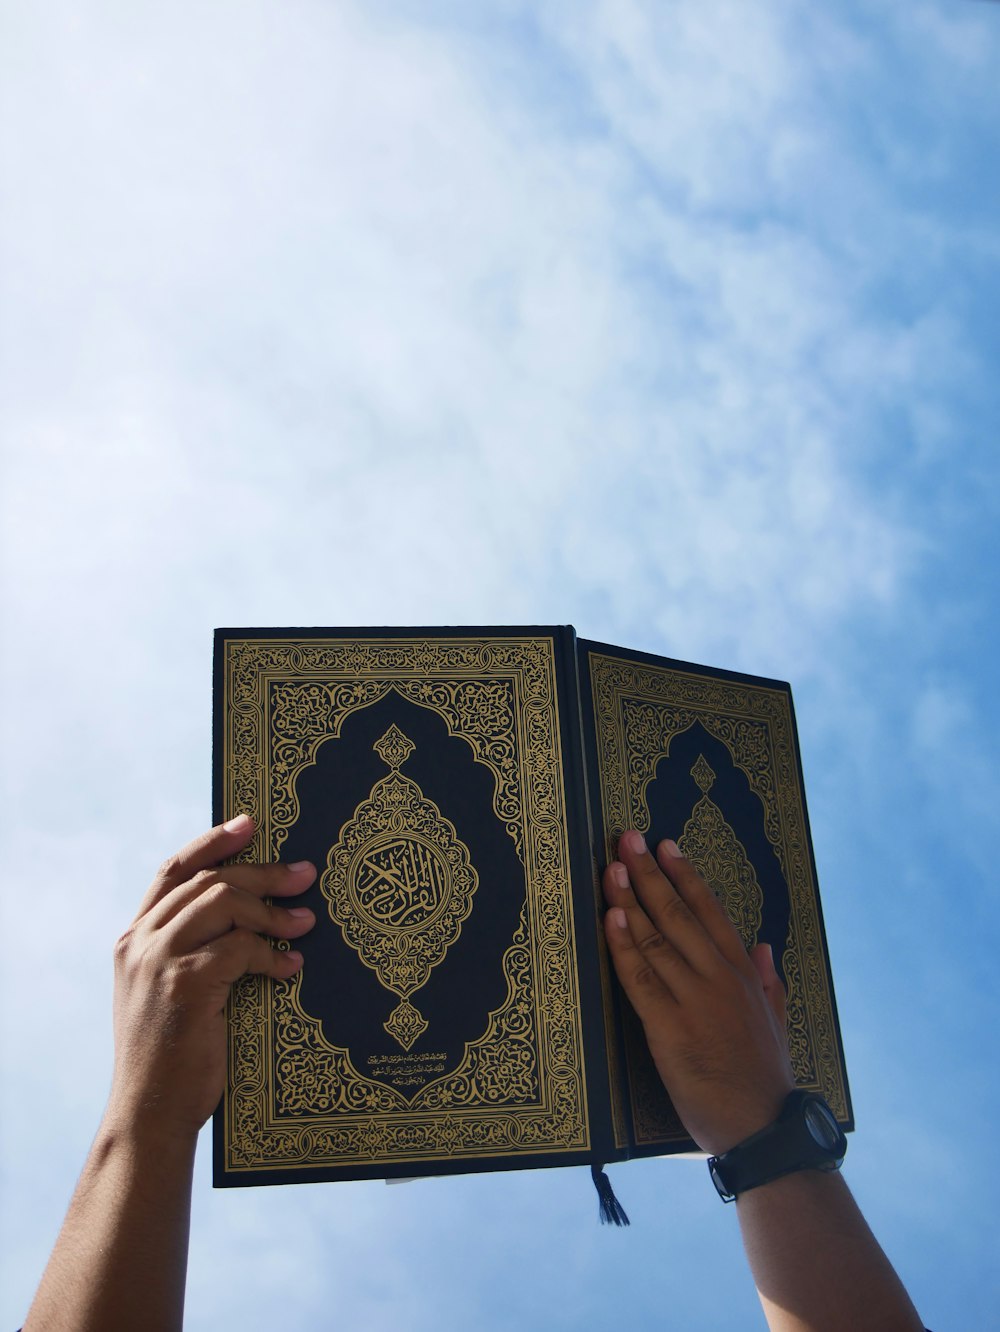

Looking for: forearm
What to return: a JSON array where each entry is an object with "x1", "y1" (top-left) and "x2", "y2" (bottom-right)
[
  {"x1": 736, "y1": 1170, "x2": 923, "y2": 1332},
  {"x1": 24, "y1": 1113, "x2": 197, "y2": 1332}
]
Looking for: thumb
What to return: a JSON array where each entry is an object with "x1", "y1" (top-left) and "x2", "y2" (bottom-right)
[{"x1": 750, "y1": 942, "x2": 787, "y2": 1032}]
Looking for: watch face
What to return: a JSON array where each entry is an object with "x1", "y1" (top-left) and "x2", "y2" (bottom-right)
[{"x1": 804, "y1": 1099, "x2": 843, "y2": 1152}]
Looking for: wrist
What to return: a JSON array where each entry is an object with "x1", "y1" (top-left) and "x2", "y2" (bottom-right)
[
  {"x1": 98, "y1": 1102, "x2": 202, "y2": 1163},
  {"x1": 708, "y1": 1090, "x2": 847, "y2": 1203},
  {"x1": 734, "y1": 1162, "x2": 848, "y2": 1207},
  {"x1": 704, "y1": 1088, "x2": 794, "y2": 1157}
]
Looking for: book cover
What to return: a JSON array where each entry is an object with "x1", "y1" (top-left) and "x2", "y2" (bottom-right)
[
  {"x1": 577, "y1": 639, "x2": 852, "y2": 1156},
  {"x1": 212, "y1": 627, "x2": 851, "y2": 1188}
]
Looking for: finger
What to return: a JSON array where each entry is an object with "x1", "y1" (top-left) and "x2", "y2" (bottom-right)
[
  {"x1": 167, "y1": 881, "x2": 316, "y2": 953},
  {"x1": 148, "y1": 860, "x2": 317, "y2": 928},
  {"x1": 603, "y1": 902, "x2": 683, "y2": 1016},
  {"x1": 603, "y1": 860, "x2": 683, "y2": 964},
  {"x1": 617, "y1": 830, "x2": 725, "y2": 976},
  {"x1": 602, "y1": 856, "x2": 642, "y2": 910},
  {"x1": 200, "y1": 928, "x2": 306, "y2": 988},
  {"x1": 136, "y1": 815, "x2": 258, "y2": 918},
  {"x1": 603, "y1": 852, "x2": 703, "y2": 991},
  {"x1": 749, "y1": 942, "x2": 788, "y2": 1031},
  {"x1": 654, "y1": 839, "x2": 754, "y2": 972}
]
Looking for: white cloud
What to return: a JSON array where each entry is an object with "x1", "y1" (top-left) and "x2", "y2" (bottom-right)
[
  {"x1": 2, "y1": 1, "x2": 998, "y2": 1327},
  {"x1": 2, "y1": 0, "x2": 940, "y2": 681}
]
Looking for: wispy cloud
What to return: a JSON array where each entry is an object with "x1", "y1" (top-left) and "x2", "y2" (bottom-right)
[
  {"x1": 4, "y1": 0, "x2": 964, "y2": 669},
  {"x1": 3, "y1": 1, "x2": 998, "y2": 1327}
]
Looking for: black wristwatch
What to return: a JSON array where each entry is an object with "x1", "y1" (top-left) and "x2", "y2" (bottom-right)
[{"x1": 707, "y1": 1090, "x2": 847, "y2": 1203}]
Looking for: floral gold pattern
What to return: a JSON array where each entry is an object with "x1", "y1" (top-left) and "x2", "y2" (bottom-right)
[
  {"x1": 679, "y1": 756, "x2": 763, "y2": 950},
  {"x1": 381, "y1": 999, "x2": 429, "y2": 1051},
  {"x1": 219, "y1": 635, "x2": 590, "y2": 1174},
  {"x1": 587, "y1": 652, "x2": 849, "y2": 1141}
]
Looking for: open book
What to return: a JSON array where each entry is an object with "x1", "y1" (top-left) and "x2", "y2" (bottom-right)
[{"x1": 213, "y1": 627, "x2": 851, "y2": 1188}]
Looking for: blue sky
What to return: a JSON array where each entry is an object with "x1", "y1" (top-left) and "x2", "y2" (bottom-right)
[{"x1": 1, "y1": 1, "x2": 998, "y2": 1328}]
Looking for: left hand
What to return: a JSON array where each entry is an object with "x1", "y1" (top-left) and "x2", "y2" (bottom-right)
[
  {"x1": 106, "y1": 814, "x2": 317, "y2": 1142},
  {"x1": 603, "y1": 829, "x2": 795, "y2": 1155}
]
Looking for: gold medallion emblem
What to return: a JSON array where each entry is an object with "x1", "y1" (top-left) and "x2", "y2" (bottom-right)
[{"x1": 321, "y1": 725, "x2": 480, "y2": 1050}]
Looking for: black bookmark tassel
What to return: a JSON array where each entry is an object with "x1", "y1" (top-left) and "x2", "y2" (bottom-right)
[{"x1": 591, "y1": 1163, "x2": 630, "y2": 1226}]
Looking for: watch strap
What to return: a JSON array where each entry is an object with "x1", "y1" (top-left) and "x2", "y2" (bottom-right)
[{"x1": 708, "y1": 1091, "x2": 846, "y2": 1203}]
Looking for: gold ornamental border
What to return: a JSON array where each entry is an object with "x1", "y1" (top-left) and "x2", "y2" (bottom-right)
[
  {"x1": 587, "y1": 653, "x2": 849, "y2": 1138},
  {"x1": 221, "y1": 636, "x2": 591, "y2": 1173}
]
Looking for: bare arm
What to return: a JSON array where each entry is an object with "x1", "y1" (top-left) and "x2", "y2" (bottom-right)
[
  {"x1": 23, "y1": 1119, "x2": 197, "y2": 1332},
  {"x1": 24, "y1": 815, "x2": 317, "y2": 1332},
  {"x1": 603, "y1": 830, "x2": 923, "y2": 1332},
  {"x1": 736, "y1": 1170, "x2": 922, "y2": 1332}
]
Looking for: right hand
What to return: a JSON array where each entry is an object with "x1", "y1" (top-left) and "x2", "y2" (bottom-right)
[
  {"x1": 107, "y1": 815, "x2": 317, "y2": 1143},
  {"x1": 602, "y1": 829, "x2": 795, "y2": 1155}
]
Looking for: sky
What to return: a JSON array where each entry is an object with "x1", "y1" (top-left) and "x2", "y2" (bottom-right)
[{"x1": 1, "y1": 0, "x2": 998, "y2": 1327}]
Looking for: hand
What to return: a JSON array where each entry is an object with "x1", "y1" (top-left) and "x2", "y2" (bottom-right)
[
  {"x1": 107, "y1": 815, "x2": 317, "y2": 1142},
  {"x1": 602, "y1": 829, "x2": 794, "y2": 1155}
]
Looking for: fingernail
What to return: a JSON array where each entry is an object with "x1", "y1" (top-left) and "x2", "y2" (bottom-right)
[
  {"x1": 223, "y1": 814, "x2": 253, "y2": 833},
  {"x1": 287, "y1": 907, "x2": 314, "y2": 919},
  {"x1": 288, "y1": 861, "x2": 313, "y2": 873},
  {"x1": 286, "y1": 950, "x2": 304, "y2": 966},
  {"x1": 661, "y1": 839, "x2": 682, "y2": 857},
  {"x1": 623, "y1": 830, "x2": 647, "y2": 856},
  {"x1": 610, "y1": 862, "x2": 629, "y2": 889},
  {"x1": 608, "y1": 908, "x2": 628, "y2": 931}
]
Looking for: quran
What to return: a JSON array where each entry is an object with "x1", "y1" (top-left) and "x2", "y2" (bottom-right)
[{"x1": 213, "y1": 627, "x2": 852, "y2": 1189}]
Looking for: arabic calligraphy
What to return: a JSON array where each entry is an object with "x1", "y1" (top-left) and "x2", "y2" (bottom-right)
[{"x1": 353, "y1": 834, "x2": 450, "y2": 930}]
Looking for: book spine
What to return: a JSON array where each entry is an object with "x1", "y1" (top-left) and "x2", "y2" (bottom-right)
[
  {"x1": 556, "y1": 628, "x2": 627, "y2": 1167},
  {"x1": 575, "y1": 639, "x2": 634, "y2": 1158},
  {"x1": 211, "y1": 630, "x2": 225, "y2": 829}
]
